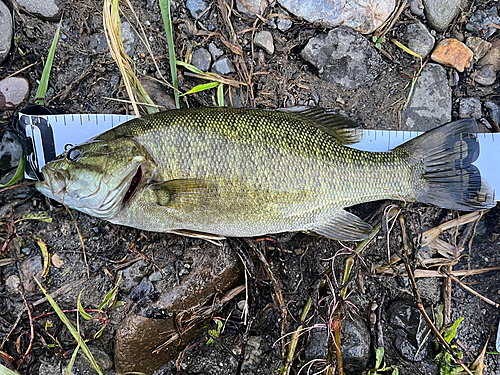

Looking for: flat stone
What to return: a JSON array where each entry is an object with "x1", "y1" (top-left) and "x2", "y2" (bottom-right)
[
  {"x1": 403, "y1": 21, "x2": 435, "y2": 58},
  {"x1": 423, "y1": 0, "x2": 460, "y2": 32},
  {"x1": 138, "y1": 77, "x2": 176, "y2": 110},
  {"x1": 16, "y1": 0, "x2": 61, "y2": 21},
  {"x1": 114, "y1": 244, "x2": 243, "y2": 374},
  {"x1": 431, "y1": 39, "x2": 473, "y2": 73},
  {"x1": 18, "y1": 256, "x2": 43, "y2": 295},
  {"x1": 253, "y1": 30, "x2": 274, "y2": 54},
  {"x1": 0, "y1": 1, "x2": 12, "y2": 64},
  {"x1": 459, "y1": 97, "x2": 482, "y2": 119},
  {"x1": 0, "y1": 130, "x2": 23, "y2": 171},
  {"x1": 236, "y1": 0, "x2": 265, "y2": 18},
  {"x1": 301, "y1": 26, "x2": 383, "y2": 90},
  {"x1": 278, "y1": 0, "x2": 395, "y2": 34},
  {"x1": 191, "y1": 47, "x2": 211, "y2": 71},
  {"x1": 208, "y1": 42, "x2": 223, "y2": 60},
  {"x1": 401, "y1": 63, "x2": 451, "y2": 131},
  {"x1": 466, "y1": 37, "x2": 492, "y2": 62},
  {"x1": 474, "y1": 64, "x2": 496, "y2": 86},
  {"x1": 121, "y1": 22, "x2": 137, "y2": 55},
  {"x1": 186, "y1": 0, "x2": 208, "y2": 19},
  {"x1": 277, "y1": 15, "x2": 292, "y2": 32},
  {"x1": 211, "y1": 56, "x2": 236, "y2": 75},
  {"x1": 478, "y1": 40, "x2": 500, "y2": 73},
  {"x1": 0, "y1": 77, "x2": 30, "y2": 110}
]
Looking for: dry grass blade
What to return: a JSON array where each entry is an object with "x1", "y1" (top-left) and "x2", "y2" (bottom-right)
[
  {"x1": 103, "y1": 0, "x2": 157, "y2": 116},
  {"x1": 421, "y1": 211, "x2": 485, "y2": 246}
]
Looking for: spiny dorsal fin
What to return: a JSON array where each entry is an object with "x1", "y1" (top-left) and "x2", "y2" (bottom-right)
[
  {"x1": 279, "y1": 107, "x2": 363, "y2": 145},
  {"x1": 310, "y1": 210, "x2": 373, "y2": 241},
  {"x1": 149, "y1": 179, "x2": 218, "y2": 210}
]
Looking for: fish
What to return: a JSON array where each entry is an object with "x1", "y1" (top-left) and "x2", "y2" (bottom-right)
[{"x1": 36, "y1": 107, "x2": 495, "y2": 241}]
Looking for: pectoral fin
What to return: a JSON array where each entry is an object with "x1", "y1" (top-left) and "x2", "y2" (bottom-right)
[
  {"x1": 311, "y1": 210, "x2": 372, "y2": 241},
  {"x1": 150, "y1": 179, "x2": 218, "y2": 209}
]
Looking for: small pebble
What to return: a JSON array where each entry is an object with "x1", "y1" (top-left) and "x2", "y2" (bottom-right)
[
  {"x1": 254, "y1": 30, "x2": 274, "y2": 54},
  {"x1": 478, "y1": 40, "x2": 500, "y2": 72},
  {"x1": 186, "y1": 0, "x2": 208, "y2": 19},
  {"x1": 409, "y1": 0, "x2": 424, "y2": 16},
  {"x1": 459, "y1": 97, "x2": 482, "y2": 119},
  {"x1": 5, "y1": 275, "x2": 21, "y2": 294},
  {"x1": 121, "y1": 22, "x2": 138, "y2": 55},
  {"x1": 208, "y1": 42, "x2": 223, "y2": 60},
  {"x1": 235, "y1": 0, "x2": 263, "y2": 18},
  {"x1": 277, "y1": 16, "x2": 292, "y2": 32},
  {"x1": 211, "y1": 56, "x2": 236, "y2": 75},
  {"x1": 423, "y1": 0, "x2": 459, "y2": 32},
  {"x1": 191, "y1": 48, "x2": 211, "y2": 71},
  {"x1": 474, "y1": 64, "x2": 497, "y2": 86},
  {"x1": 431, "y1": 39, "x2": 473, "y2": 73},
  {"x1": 466, "y1": 6, "x2": 500, "y2": 39},
  {"x1": 0, "y1": 77, "x2": 30, "y2": 110},
  {"x1": 0, "y1": 1, "x2": 12, "y2": 64},
  {"x1": 466, "y1": 37, "x2": 491, "y2": 62},
  {"x1": 403, "y1": 21, "x2": 435, "y2": 58},
  {"x1": 16, "y1": 0, "x2": 61, "y2": 21}
]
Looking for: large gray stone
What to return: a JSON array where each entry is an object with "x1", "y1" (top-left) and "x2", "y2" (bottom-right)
[
  {"x1": 402, "y1": 64, "x2": 451, "y2": 131},
  {"x1": 0, "y1": 1, "x2": 12, "y2": 64},
  {"x1": 423, "y1": 0, "x2": 460, "y2": 32},
  {"x1": 301, "y1": 26, "x2": 383, "y2": 90},
  {"x1": 16, "y1": 0, "x2": 61, "y2": 21},
  {"x1": 278, "y1": 0, "x2": 395, "y2": 34}
]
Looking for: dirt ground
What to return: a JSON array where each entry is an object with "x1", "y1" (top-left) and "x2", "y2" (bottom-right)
[{"x1": 1, "y1": 0, "x2": 500, "y2": 374}]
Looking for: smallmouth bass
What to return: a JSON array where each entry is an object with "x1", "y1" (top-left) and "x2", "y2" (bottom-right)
[{"x1": 36, "y1": 107, "x2": 495, "y2": 241}]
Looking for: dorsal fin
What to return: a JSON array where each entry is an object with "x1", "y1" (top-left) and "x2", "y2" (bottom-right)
[{"x1": 279, "y1": 107, "x2": 363, "y2": 145}]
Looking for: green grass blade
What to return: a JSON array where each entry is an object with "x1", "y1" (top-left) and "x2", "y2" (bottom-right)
[
  {"x1": 35, "y1": 22, "x2": 61, "y2": 105},
  {"x1": 217, "y1": 83, "x2": 224, "y2": 107},
  {"x1": 98, "y1": 272, "x2": 122, "y2": 312},
  {"x1": 176, "y1": 60, "x2": 204, "y2": 75},
  {"x1": 65, "y1": 343, "x2": 80, "y2": 375},
  {"x1": 159, "y1": 0, "x2": 180, "y2": 108},
  {"x1": 78, "y1": 290, "x2": 93, "y2": 320},
  {"x1": 0, "y1": 364, "x2": 20, "y2": 375},
  {"x1": 180, "y1": 81, "x2": 220, "y2": 96},
  {"x1": 0, "y1": 152, "x2": 25, "y2": 188},
  {"x1": 34, "y1": 277, "x2": 103, "y2": 375}
]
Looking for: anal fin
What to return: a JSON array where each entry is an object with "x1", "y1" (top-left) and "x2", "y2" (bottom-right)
[{"x1": 311, "y1": 210, "x2": 373, "y2": 241}]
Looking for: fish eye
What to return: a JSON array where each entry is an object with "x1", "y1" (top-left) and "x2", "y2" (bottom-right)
[{"x1": 67, "y1": 148, "x2": 82, "y2": 162}]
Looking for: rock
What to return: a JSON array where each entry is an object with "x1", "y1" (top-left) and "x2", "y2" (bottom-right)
[
  {"x1": 0, "y1": 77, "x2": 30, "y2": 110},
  {"x1": 301, "y1": 26, "x2": 383, "y2": 90},
  {"x1": 121, "y1": 22, "x2": 137, "y2": 55},
  {"x1": 15, "y1": 0, "x2": 61, "y2": 21},
  {"x1": 409, "y1": 0, "x2": 424, "y2": 16},
  {"x1": 459, "y1": 97, "x2": 482, "y2": 119},
  {"x1": 474, "y1": 64, "x2": 496, "y2": 86},
  {"x1": 431, "y1": 39, "x2": 473, "y2": 73},
  {"x1": 139, "y1": 77, "x2": 177, "y2": 110},
  {"x1": 78, "y1": 346, "x2": 113, "y2": 372},
  {"x1": 466, "y1": 6, "x2": 500, "y2": 39},
  {"x1": 466, "y1": 37, "x2": 492, "y2": 62},
  {"x1": 129, "y1": 277, "x2": 156, "y2": 305},
  {"x1": 486, "y1": 102, "x2": 500, "y2": 126},
  {"x1": 0, "y1": 130, "x2": 23, "y2": 171},
  {"x1": 277, "y1": 16, "x2": 292, "y2": 32},
  {"x1": 342, "y1": 317, "x2": 371, "y2": 374},
  {"x1": 254, "y1": 30, "x2": 274, "y2": 54},
  {"x1": 478, "y1": 40, "x2": 500, "y2": 73},
  {"x1": 390, "y1": 300, "x2": 431, "y2": 362},
  {"x1": 241, "y1": 336, "x2": 263, "y2": 372},
  {"x1": 88, "y1": 33, "x2": 108, "y2": 53},
  {"x1": 120, "y1": 260, "x2": 151, "y2": 294},
  {"x1": 236, "y1": 0, "x2": 265, "y2": 18},
  {"x1": 18, "y1": 256, "x2": 43, "y2": 295},
  {"x1": 114, "y1": 245, "x2": 243, "y2": 374},
  {"x1": 278, "y1": 0, "x2": 395, "y2": 34},
  {"x1": 402, "y1": 63, "x2": 451, "y2": 131},
  {"x1": 5, "y1": 275, "x2": 20, "y2": 294},
  {"x1": 186, "y1": 0, "x2": 208, "y2": 19},
  {"x1": 0, "y1": 1, "x2": 12, "y2": 64},
  {"x1": 208, "y1": 42, "x2": 223, "y2": 60},
  {"x1": 191, "y1": 47, "x2": 211, "y2": 71},
  {"x1": 211, "y1": 56, "x2": 236, "y2": 75},
  {"x1": 403, "y1": 22, "x2": 435, "y2": 58},
  {"x1": 38, "y1": 362, "x2": 63, "y2": 375},
  {"x1": 423, "y1": 0, "x2": 460, "y2": 32}
]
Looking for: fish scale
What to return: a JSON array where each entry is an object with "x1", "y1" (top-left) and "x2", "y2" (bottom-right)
[{"x1": 36, "y1": 107, "x2": 495, "y2": 241}]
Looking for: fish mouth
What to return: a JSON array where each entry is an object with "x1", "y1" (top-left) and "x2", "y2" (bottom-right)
[
  {"x1": 36, "y1": 167, "x2": 67, "y2": 198},
  {"x1": 122, "y1": 164, "x2": 142, "y2": 205}
]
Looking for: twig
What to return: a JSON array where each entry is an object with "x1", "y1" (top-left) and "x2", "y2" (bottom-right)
[
  {"x1": 18, "y1": 291, "x2": 34, "y2": 365},
  {"x1": 442, "y1": 271, "x2": 500, "y2": 308}
]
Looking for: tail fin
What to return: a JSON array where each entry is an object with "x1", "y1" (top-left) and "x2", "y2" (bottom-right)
[{"x1": 396, "y1": 119, "x2": 495, "y2": 211}]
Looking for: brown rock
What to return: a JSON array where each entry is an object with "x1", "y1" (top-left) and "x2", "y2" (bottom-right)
[
  {"x1": 466, "y1": 36, "x2": 491, "y2": 62},
  {"x1": 430, "y1": 39, "x2": 473, "y2": 72},
  {"x1": 114, "y1": 243, "x2": 243, "y2": 374}
]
